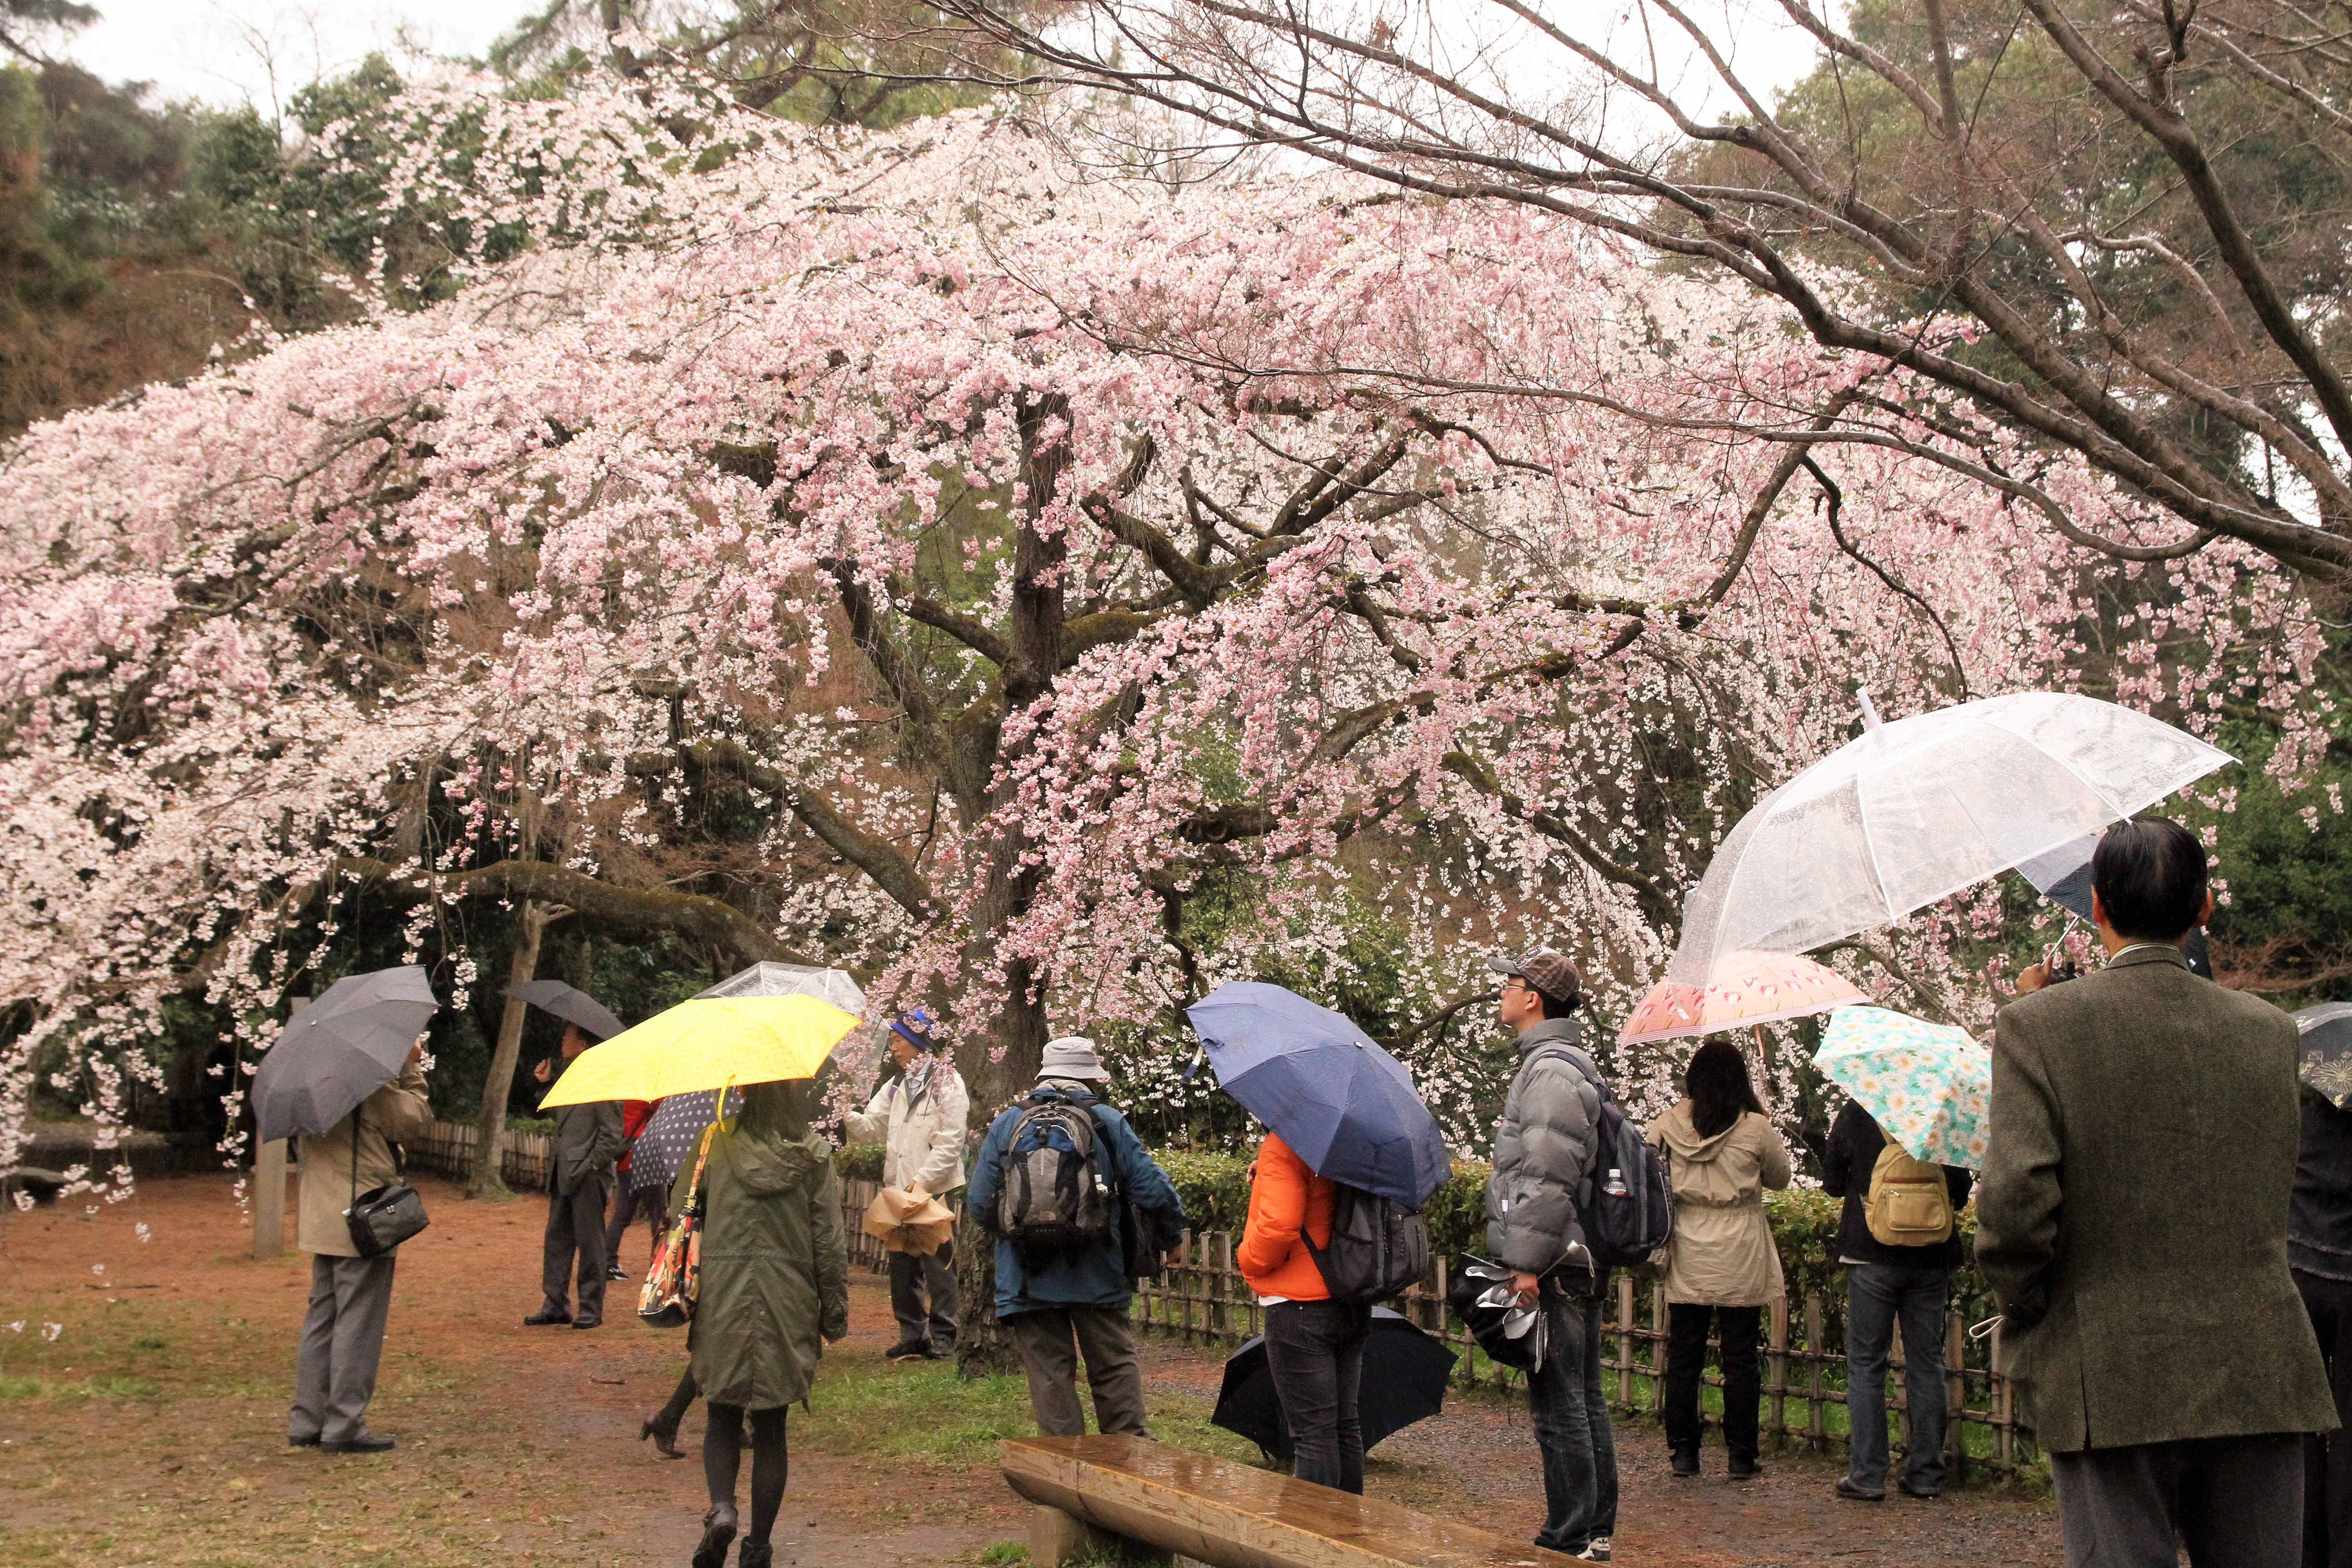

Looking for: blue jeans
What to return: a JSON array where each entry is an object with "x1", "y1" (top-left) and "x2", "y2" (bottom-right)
[
  {"x1": 1844, "y1": 1261, "x2": 1950, "y2": 1494},
  {"x1": 1528, "y1": 1286, "x2": 1618, "y2": 1552}
]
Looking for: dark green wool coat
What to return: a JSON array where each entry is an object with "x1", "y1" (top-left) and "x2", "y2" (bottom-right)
[
  {"x1": 674, "y1": 1083, "x2": 849, "y2": 1411},
  {"x1": 1975, "y1": 945, "x2": 2336, "y2": 1452}
]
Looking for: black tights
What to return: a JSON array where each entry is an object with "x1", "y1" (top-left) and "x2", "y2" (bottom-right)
[
  {"x1": 704, "y1": 1401, "x2": 789, "y2": 1544},
  {"x1": 659, "y1": 1367, "x2": 697, "y2": 1431}
]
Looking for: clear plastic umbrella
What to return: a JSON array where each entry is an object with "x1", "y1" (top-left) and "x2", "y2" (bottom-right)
[
  {"x1": 696, "y1": 961, "x2": 865, "y2": 1014},
  {"x1": 1668, "y1": 692, "x2": 2231, "y2": 985}
]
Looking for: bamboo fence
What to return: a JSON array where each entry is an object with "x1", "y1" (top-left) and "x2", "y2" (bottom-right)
[
  {"x1": 1129, "y1": 1231, "x2": 2029, "y2": 1480},
  {"x1": 407, "y1": 1122, "x2": 2024, "y2": 1476}
]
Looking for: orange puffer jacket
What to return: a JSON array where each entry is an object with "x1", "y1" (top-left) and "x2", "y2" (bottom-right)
[{"x1": 1236, "y1": 1132, "x2": 1335, "y2": 1301}]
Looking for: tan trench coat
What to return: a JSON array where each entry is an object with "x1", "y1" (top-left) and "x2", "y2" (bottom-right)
[
  {"x1": 1645, "y1": 1101, "x2": 1790, "y2": 1307},
  {"x1": 296, "y1": 1058, "x2": 431, "y2": 1257}
]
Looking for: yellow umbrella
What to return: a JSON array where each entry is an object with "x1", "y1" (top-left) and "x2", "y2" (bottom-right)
[{"x1": 537, "y1": 995, "x2": 858, "y2": 1106}]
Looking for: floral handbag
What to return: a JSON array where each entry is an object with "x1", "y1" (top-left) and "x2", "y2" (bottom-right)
[{"x1": 638, "y1": 1124, "x2": 716, "y2": 1328}]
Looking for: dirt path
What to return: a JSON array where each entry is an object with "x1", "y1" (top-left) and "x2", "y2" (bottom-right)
[{"x1": 0, "y1": 1174, "x2": 2060, "y2": 1566}]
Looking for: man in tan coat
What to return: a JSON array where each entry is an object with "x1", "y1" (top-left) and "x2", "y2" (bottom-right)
[
  {"x1": 289, "y1": 1039, "x2": 430, "y2": 1453},
  {"x1": 1979, "y1": 818, "x2": 2336, "y2": 1566}
]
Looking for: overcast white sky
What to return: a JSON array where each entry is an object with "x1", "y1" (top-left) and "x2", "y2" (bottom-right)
[{"x1": 65, "y1": 1, "x2": 544, "y2": 114}]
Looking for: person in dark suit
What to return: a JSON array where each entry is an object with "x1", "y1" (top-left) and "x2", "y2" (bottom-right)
[
  {"x1": 1979, "y1": 817, "x2": 2337, "y2": 1567},
  {"x1": 524, "y1": 1025, "x2": 625, "y2": 1328}
]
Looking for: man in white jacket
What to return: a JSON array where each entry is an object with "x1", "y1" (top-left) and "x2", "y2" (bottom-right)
[{"x1": 843, "y1": 1008, "x2": 968, "y2": 1361}]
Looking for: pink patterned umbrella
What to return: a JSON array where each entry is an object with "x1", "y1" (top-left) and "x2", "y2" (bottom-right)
[{"x1": 1617, "y1": 952, "x2": 1867, "y2": 1046}]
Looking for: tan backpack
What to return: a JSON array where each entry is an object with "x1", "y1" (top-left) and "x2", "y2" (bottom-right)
[{"x1": 1865, "y1": 1141, "x2": 1955, "y2": 1246}]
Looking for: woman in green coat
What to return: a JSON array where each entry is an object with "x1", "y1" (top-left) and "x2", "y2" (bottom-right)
[{"x1": 671, "y1": 1080, "x2": 849, "y2": 1568}]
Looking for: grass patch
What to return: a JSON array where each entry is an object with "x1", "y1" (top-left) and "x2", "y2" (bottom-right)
[
  {"x1": 973, "y1": 1543, "x2": 1030, "y2": 1566},
  {"x1": 801, "y1": 1357, "x2": 1040, "y2": 1464}
]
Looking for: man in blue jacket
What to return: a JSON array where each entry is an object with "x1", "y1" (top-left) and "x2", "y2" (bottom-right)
[{"x1": 966, "y1": 1036, "x2": 1186, "y2": 1437}]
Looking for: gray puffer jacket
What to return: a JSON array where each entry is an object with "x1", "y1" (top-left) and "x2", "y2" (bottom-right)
[{"x1": 1485, "y1": 1017, "x2": 1605, "y2": 1274}]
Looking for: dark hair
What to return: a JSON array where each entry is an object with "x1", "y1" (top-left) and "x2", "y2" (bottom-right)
[
  {"x1": 1519, "y1": 980, "x2": 1580, "y2": 1019},
  {"x1": 2091, "y1": 817, "x2": 2209, "y2": 941},
  {"x1": 1685, "y1": 1038, "x2": 1764, "y2": 1138}
]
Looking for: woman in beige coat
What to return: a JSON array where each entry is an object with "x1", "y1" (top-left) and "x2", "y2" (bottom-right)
[{"x1": 1646, "y1": 1038, "x2": 1791, "y2": 1480}]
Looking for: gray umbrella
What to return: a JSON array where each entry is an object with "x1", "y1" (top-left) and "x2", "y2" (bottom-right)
[
  {"x1": 502, "y1": 979, "x2": 627, "y2": 1040},
  {"x1": 251, "y1": 967, "x2": 440, "y2": 1142}
]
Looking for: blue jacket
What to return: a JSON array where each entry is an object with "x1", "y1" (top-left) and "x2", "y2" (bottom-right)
[{"x1": 965, "y1": 1085, "x2": 1186, "y2": 1318}]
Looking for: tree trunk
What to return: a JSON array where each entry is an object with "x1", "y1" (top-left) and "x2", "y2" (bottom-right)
[{"x1": 469, "y1": 900, "x2": 546, "y2": 1199}]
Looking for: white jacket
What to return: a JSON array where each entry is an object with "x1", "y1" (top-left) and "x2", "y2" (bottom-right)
[{"x1": 843, "y1": 1062, "x2": 969, "y2": 1194}]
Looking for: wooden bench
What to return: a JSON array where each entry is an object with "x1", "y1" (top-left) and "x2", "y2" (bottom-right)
[{"x1": 1000, "y1": 1434, "x2": 1579, "y2": 1568}]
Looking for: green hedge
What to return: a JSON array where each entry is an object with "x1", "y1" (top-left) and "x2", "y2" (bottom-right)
[{"x1": 835, "y1": 1142, "x2": 884, "y2": 1182}]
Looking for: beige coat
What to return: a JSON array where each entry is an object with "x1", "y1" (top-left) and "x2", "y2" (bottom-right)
[
  {"x1": 297, "y1": 1058, "x2": 431, "y2": 1256},
  {"x1": 1645, "y1": 1101, "x2": 1790, "y2": 1307},
  {"x1": 841, "y1": 1061, "x2": 968, "y2": 1194}
]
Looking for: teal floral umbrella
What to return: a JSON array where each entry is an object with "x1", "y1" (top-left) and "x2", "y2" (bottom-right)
[{"x1": 1816, "y1": 1006, "x2": 1991, "y2": 1169}]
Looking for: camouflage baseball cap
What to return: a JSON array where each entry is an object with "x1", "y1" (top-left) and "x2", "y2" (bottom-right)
[{"x1": 1488, "y1": 947, "x2": 1583, "y2": 1005}]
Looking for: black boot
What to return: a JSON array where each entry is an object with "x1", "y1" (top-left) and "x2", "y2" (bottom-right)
[
  {"x1": 1728, "y1": 1451, "x2": 1762, "y2": 1479},
  {"x1": 1670, "y1": 1446, "x2": 1699, "y2": 1478},
  {"x1": 692, "y1": 1504, "x2": 737, "y2": 1568},
  {"x1": 738, "y1": 1542, "x2": 774, "y2": 1568}
]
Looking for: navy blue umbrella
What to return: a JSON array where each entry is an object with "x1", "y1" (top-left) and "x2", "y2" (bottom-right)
[
  {"x1": 2017, "y1": 833, "x2": 2211, "y2": 977},
  {"x1": 1186, "y1": 982, "x2": 1450, "y2": 1207}
]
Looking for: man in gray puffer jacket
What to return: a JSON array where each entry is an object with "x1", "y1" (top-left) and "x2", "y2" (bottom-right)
[{"x1": 1486, "y1": 947, "x2": 1617, "y2": 1563}]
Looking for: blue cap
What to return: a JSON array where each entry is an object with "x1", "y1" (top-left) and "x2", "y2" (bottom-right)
[{"x1": 890, "y1": 1007, "x2": 938, "y2": 1053}]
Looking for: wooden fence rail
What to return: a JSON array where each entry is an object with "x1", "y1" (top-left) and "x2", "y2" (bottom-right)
[{"x1": 407, "y1": 1123, "x2": 2026, "y2": 1476}]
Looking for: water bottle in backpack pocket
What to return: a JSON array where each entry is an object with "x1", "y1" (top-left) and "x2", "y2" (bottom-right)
[
  {"x1": 996, "y1": 1098, "x2": 1116, "y2": 1257},
  {"x1": 1302, "y1": 1183, "x2": 1431, "y2": 1306}
]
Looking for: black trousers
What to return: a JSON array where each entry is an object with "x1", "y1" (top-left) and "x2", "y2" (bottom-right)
[
  {"x1": 2300, "y1": 1269, "x2": 2352, "y2": 1568},
  {"x1": 1664, "y1": 1302, "x2": 1764, "y2": 1462},
  {"x1": 540, "y1": 1172, "x2": 609, "y2": 1320},
  {"x1": 1264, "y1": 1299, "x2": 1372, "y2": 1494},
  {"x1": 887, "y1": 1242, "x2": 958, "y2": 1349}
]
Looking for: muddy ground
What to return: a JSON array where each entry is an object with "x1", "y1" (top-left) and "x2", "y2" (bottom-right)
[{"x1": 0, "y1": 1174, "x2": 2061, "y2": 1566}]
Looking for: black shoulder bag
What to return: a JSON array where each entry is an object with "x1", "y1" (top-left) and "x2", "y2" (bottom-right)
[{"x1": 344, "y1": 1106, "x2": 430, "y2": 1258}]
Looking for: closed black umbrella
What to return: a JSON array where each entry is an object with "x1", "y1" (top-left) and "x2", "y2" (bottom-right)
[
  {"x1": 503, "y1": 980, "x2": 627, "y2": 1041},
  {"x1": 251, "y1": 967, "x2": 440, "y2": 1142},
  {"x1": 1210, "y1": 1307, "x2": 1455, "y2": 1463}
]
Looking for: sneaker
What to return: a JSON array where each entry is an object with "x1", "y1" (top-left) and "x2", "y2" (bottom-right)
[
  {"x1": 1574, "y1": 1539, "x2": 1611, "y2": 1563},
  {"x1": 1836, "y1": 1475, "x2": 1887, "y2": 1503},
  {"x1": 886, "y1": 1341, "x2": 931, "y2": 1362},
  {"x1": 606, "y1": 1264, "x2": 627, "y2": 1281}
]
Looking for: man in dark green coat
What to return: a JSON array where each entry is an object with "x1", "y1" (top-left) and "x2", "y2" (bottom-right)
[
  {"x1": 671, "y1": 1079, "x2": 848, "y2": 1568},
  {"x1": 1979, "y1": 818, "x2": 2336, "y2": 1567}
]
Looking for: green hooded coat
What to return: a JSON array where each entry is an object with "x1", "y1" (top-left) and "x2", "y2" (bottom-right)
[{"x1": 673, "y1": 1082, "x2": 850, "y2": 1410}]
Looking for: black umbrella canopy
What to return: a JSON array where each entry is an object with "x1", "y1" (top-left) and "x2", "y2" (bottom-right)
[
  {"x1": 2300, "y1": 1003, "x2": 2352, "y2": 1110},
  {"x1": 503, "y1": 980, "x2": 627, "y2": 1041},
  {"x1": 1209, "y1": 1307, "x2": 1455, "y2": 1464},
  {"x1": 251, "y1": 967, "x2": 439, "y2": 1142}
]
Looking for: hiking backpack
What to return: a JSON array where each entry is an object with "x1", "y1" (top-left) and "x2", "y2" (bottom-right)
[
  {"x1": 996, "y1": 1097, "x2": 1116, "y2": 1256},
  {"x1": 1864, "y1": 1141, "x2": 1955, "y2": 1246},
  {"x1": 1302, "y1": 1183, "x2": 1431, "y2": 1307},
  {"x1": 1541, "y1": 1049, "x2": 1674, "y2": 1272}
]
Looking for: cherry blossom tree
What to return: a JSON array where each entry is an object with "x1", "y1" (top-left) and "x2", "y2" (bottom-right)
[{"x1": 0, "y1": 68, "x2": 2329, "y2": 1226}]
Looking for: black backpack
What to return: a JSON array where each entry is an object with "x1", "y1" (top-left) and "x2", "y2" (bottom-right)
[
  {"x1": 995, "y1": 1097, "x2": 1115, "y2": 1257},
  {"x1": 1302, "y1": 1183, "x2": 1430, "y2": 1306},
  {"x1": 1539, "y1": 1048, "x2": 1673, "y2": 1272}
]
